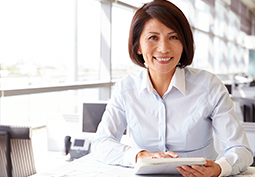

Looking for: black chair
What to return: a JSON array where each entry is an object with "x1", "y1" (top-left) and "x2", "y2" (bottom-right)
[
  {"x1": 224, "y1": 84, "x2": 232, "y2": 94},
  {"x1": 0, "y1": 125, "x2": 36, "y2": 177},
  {"x1": 231, "y1": 97, "x2": 255, "y2": 122}
]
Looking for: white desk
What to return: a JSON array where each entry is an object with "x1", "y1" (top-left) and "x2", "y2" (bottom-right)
[{"x1": 30, "y1": 154, "x2": 255, "y2": 177}]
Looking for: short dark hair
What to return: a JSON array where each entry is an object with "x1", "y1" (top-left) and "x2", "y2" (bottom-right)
[{"x1": 128, "y1": 0, "x2": 194, "y2": 68}]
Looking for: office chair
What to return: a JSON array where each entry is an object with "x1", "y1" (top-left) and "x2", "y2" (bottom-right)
[
  {"x1": 242, "y1": 103, "x2": 254, "y2": 122},
  {"x1": 231, "y1": 97, "x2": 255, "y2": 122},
  {"x1": 0, "y1": 125, "x2": 36, "y2": 177}
]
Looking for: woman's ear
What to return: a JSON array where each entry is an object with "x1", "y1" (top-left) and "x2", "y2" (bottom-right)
[{"x1": 137, "y1": 49, "x2": 142, "y2": 55}]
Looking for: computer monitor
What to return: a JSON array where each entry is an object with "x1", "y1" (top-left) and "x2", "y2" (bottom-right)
[
  {"x1": 82, "y1": 101, "x2": 107, "y2": 133},
  {"x1": 248, "y1": 50, "x2": 255, "y2": 76}
]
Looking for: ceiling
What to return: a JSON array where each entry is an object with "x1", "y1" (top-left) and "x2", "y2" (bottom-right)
[
  {"x1": 117, "y1": 0, "x2": 255, "y2": 15},
  {"x1": 117, "y1": 0, "x2": 151, "y2": 8},
  {"x1": 241, "y1": 0, "x2": 255, "y2": 15}
]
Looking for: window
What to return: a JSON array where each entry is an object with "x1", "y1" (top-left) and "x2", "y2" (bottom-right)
[
  {"x1": 195, "y1": 0, "x2": 211, "y2": 32},
  {"x1": 228, "y1": 10, "x2": 240, "y2": 42},
  {"x1": 228, "y1": 42, "x2": 238, "y2": 73},
  {"x1": 0, "y1": 0, "x2": 101, "y2": 88},
  {"x1": 171, "y1": 0, "x2": 189, "y2": 21},
  {"x1": 0, "y1": 0, "x2": 103, "y2": 124},
  {"x1": 0, "y1": 0, "x2": 254, "y2": 125},
  {"x1": 0, "y1": 88, "x2": 100, "y2": 125},
  {"x1": 111, "y1": 4, "x2": 143, "y2": 80},
  {"x1": 214, "y1": 37, "x2": 229, "y2": 74},
  {"x1": 118, "y1": 0, "x2": 151, "y2": 8},
  {"x1": 0, "y1": 0, "x2": 76, "y2": 88},
  {"x1": 214, "y1": 1, "x2": 227, "y2": 38},
  {"x1": 193, "y1": 31, "x2": 213, "y2": 72},
  {"x1": 77, "y1": 0, "x2": 101, "y2": 81}
]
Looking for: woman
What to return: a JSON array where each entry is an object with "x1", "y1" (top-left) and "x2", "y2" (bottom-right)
[{"x1": 91, "y1": 0, "x2": 253, "y2": 176}]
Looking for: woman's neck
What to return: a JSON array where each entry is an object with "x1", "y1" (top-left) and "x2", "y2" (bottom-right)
[{"x1": 148, "y1": 68, "x2": 176, "y2": 98}]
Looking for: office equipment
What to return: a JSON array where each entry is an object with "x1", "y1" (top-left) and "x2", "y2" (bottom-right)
[
  {"x1": 64, "y1": 136, "x2": 90, "y2": 159},
  {"x1": 224, "y1": 83, "x2": 232, "y2": 94},
  {"x1": 81, "y1": 101, "x2": 127, "y2": 135},
  {"x1": 134, "y1": 157, "x2": 206, "y2": 175},
  {"x1": 64, "y1": 136, "x2": 71, "y2": 155},
  {"x1": 0, "y1": 125, "x2": 36, "y2": 177},
  {"x1": 30, "y1": 154, "x2": 255, "y2": 177},
  {"x1": 69, "y1": 138, "x2": 90, "y2": 159},
  {"x1": 81, "y1": 101, "x2": 107, "y2": 133},
  {"x1": 248, "y1": 50, "x2": 255, "y2": 77},
  {"x1": 231, "y1": 97, "x2": 255, "y2": 122},
  {"x1": 243, "y1": 103, "x2": 254, "y2": 122}
]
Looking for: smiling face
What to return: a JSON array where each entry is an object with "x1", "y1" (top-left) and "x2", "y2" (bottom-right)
[{"x1": 138, "y1": 18, "x2": 183, "y2": 78}]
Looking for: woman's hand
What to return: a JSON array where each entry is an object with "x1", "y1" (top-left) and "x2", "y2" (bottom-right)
[
  {"x1": 136, "y1": 150, "x2": 178, "y2": 162},
  {"x1": 176, "y1": 159, "x2": 221, "y2": 177}
]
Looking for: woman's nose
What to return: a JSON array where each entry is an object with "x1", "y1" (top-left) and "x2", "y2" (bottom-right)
[{"x1": 157, "y1": 39, "x2": 170, "y2": 53}]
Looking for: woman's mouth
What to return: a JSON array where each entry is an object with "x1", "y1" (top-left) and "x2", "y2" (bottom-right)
[{"x1": 153, "y1": 57, "x2": 173, "y2": 61}]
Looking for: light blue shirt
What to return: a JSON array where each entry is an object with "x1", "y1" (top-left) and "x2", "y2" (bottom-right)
[{"x1": 92, "y1": 67, "x2": 253, "y2": 176}]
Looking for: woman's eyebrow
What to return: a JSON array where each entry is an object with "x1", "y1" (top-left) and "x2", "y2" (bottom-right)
[
  {"x1": 146, "y1": 31, "x2": 176, "y2": 35},
  {"x1": 168, "y1": 32, "x2": 177, "y2": 35}
]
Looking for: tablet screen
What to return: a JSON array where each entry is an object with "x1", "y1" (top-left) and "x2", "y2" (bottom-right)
[{"x1": 134, "y1": 157, "x2": 206, "y2": 175}]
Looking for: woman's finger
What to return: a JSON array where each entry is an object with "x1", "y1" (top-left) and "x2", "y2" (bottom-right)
[{"x1": 164, "y1": 151, "x2": 179, "y2": 158}]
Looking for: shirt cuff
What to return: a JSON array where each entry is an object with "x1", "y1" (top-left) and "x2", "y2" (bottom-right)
[
  {"x1": 123, "y1": 147, "x2": 144, "y2": 167},
  {"x1": 215, "y1": 158, "x2": 232, "y2": 176}
]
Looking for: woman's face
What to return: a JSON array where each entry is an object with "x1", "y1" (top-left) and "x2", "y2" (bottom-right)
[{"x1": 138, "y1": 18, "x2": 183, "y2": 76}]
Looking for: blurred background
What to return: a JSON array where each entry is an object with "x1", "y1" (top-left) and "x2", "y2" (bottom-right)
[{"x1": 1, "y1": 0, "x2": 255, "y2": 173}]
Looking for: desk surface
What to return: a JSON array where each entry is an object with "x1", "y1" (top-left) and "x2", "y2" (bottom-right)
[{"x1": 30, "y1": 154, "x2": 255, "y2": 177}]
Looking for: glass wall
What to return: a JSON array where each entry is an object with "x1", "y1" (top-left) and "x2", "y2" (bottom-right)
[
  {"x1": 77, "y1": 0, "x2": 101, "y2": 81},
  {"x1": 0, "y1": 0, "x2": 101, "y2": 89},
  {"x1": 195, "y1": 0, "x2": 212, "y2": 32},
  {"x1": 111, "y1": 4, "x2": 143, "y2": 80},
  {"x1": 0, "y1": 88, "x2": 99, "y2": 124},
  {"x1": 0, "y1": 0, "x2": 252, "y2": 86},
  {"x1": 112, "y1": 0, "x2": 251, "y2": 78},
  {"x1": 0, "y1": 0, "x2": 254, "y2": 125},
  {"x1": 0, "y1": 0, "x2": 75, "y2": 88},
  {"x1": 191, "y1": 0, "x2": 249, "y2": 77},
  {"x1": 0, "y1": 0, "x2": 102, "y2": 124}
]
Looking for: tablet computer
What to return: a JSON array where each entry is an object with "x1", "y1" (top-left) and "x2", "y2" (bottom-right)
[{"x1": 134, "y1": 157, "x2": 206, "y2": 175}]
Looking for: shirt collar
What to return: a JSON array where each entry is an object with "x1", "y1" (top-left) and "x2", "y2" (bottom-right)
[
  {"x1": 139, "y1": 67, "x2": 186, "y2": 95},
  {"x1": 171, "y1": 67, "x2": 186, "y2": 95},
  {"x1": 139, "y1": 69, "x2": 154, "y2": 94}
]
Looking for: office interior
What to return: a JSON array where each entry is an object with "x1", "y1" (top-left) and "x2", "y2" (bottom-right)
[{"x1": 0, "y1": 0, "x2": 255, "y2": 176}]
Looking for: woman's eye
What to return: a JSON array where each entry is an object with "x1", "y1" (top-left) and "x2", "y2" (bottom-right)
[
  {"x1": 149, "y1": 36, "x2": 158, "y2": 40},
  {"x1": 169, "y1": 36, "x2": 179, "y2": 40}
]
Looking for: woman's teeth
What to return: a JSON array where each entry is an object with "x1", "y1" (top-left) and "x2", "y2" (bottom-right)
[{"x1": 155, "y1": 57, "x2": 172, "y2": 61}]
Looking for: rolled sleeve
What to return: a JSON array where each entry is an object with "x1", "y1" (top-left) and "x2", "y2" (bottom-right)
[
  {"x1": 215, "y1": 158, "x2": 232, "y2": 176},
  {"x1": 123, "y1": 147, "x2": 145, "y2": 166}
]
